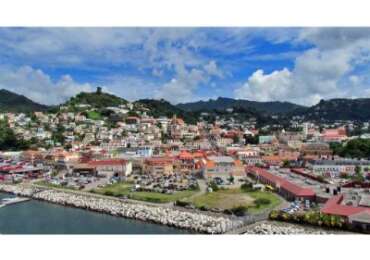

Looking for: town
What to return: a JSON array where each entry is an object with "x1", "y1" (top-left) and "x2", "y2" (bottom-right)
[{"x1": 1, "y1": 87, "x2": 370, "y2": 234}]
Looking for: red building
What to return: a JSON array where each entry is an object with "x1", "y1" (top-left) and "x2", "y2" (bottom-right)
[
  {"x1": 247, "y1": 166, "x2": 316, "y2": 201},
  {"x1": 321, "y1": 195, "x2": 370, "y2": 232}
]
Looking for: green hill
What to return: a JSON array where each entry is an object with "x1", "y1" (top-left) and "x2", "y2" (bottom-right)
[
  {"x1": 134, "y1": 99, "x2": 200, "y2": 124},
  {"x1": 177, "y1": 97, "x2": 304, "y2": 115},
  {"x1": 292, "y1": 98, "x2": 370, "y2": 121},
  {"x1": 64, "y1": 87, "x2": 128, "y2": 109},
  {"x1": 0, "y1": 89, "x2": 49, "y2": 113}
]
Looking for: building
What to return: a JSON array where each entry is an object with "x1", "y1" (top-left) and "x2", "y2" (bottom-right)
[
  {"x1": 301, "y1": 142, "x2": 332, "y2": 158},
  {"x1": 175, "y1": 150, "x2": 195, "y2": 173},
  {"x1": 321, "y1": 195, "x2": 370, "y2": 232},
  {"x1": 143, "y1": 157, "x2": 174, "y2": 175},
  {"x1": 247, "y1": 166, "x2": 316, "y2": 201},
  {"x1": 259, "y1": 135, "x2": 276, "y2": 144},
  {"x1": 320, "y1": 127, "x2": 348, "y2": 143},
  {"x1": 311, "y1": 159, "x2": 370, "y2": 178},
  {"x1": 88, "y1": 159, "x2": 132, "y2": 176},
  {"x1": 203, "y1": 156, "x2": 244, "y2": 179}
]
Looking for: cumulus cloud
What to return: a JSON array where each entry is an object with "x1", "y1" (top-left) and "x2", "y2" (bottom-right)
[
  {"x1": 154, "y1": 64, "x2": 209, "y2": 104},
  {"x1": 234, "y1": 28, "x2": 370, "y2": 105},
  {"x1": 234, "y1": 68, "x2": 293, "y2": 101},
  {"x1": 0, "y1": 66, "x2": 93, "y2": 105}
]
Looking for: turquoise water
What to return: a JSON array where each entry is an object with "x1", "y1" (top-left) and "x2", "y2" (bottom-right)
[{"x1": 0, "y1": 193, "x2": 190, "y2": 234}]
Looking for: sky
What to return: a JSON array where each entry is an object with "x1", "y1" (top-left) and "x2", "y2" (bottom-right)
[{"x1": 1, "y1": 27, "x2": 370, "y2": 106}]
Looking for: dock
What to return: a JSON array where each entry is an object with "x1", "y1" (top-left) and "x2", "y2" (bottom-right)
[{"x1": 0, "y1": 197, "x2": 31, "y2": 208}]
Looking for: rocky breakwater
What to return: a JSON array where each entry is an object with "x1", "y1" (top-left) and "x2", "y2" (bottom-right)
[
  {"x1": 32, "y1": 189, "x2": 241, "y2": 234},
  {"x1": 0, "y1": 183, "x2": 39, "y2": 197},
  {"x1": 244, "y1": 221, "x2": 347, "y2": 234}
]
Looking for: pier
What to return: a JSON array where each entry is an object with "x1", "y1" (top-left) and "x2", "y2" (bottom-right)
[{"x1": 0, "y1": 197, "x2": 31, "y2": 208}]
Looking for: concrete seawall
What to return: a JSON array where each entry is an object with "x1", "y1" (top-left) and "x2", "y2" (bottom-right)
[{"x1": 0, "y1": 184, "x2": 243, "y2": 234}]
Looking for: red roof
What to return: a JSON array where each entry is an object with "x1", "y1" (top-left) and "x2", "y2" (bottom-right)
[
  {"x1": 248, "y1": 166, "x2": 316, "y2": 197},
  {"x1": 145, "y1": 157, "x2": 173, "y2": 166},
  {"x1": 321, "y1": 195, "x2": 370, "y2": 217},
  {"x1": 178, "y1": 151, "x2": 193, "y2": 160}
]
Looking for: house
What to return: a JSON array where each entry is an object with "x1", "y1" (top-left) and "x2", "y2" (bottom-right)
[
  {"x1": 203, "y1": 156, "x2": 244, "y2": 179},
  {"x1": 175, "y1": 150, "x2": 195, "y2": 173},
  {"x1": 144, "y1": 157, "x2": 174, "y2": 175},
  {"x1": 88, "y1": 159, "x2": 132, "y2": 176},
  {"x1": 259, "y1": 135, "x2": 276, "y2": 144}
]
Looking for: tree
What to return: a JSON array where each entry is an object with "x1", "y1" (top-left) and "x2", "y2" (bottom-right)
[
  {"x1": 353, "y1": 165, "x2": 365, "y2": 182},
  {"x1": 282, "y1": 160, "x2": 291, "y2": 168},
  {"x1": 227, "y1": 174, "x2": 235, "y2": 184},
  {"x1": 232, "y1": 135, "x2": 240, "y2": 144},
  {"x1": 0, "y1": 120, "x2": 30, "y2": 151}
]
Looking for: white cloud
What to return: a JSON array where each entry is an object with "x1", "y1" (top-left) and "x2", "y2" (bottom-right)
[
  {"x1": 0, "y1": 66, "x2": 93, "y2": 105},
  {"x1": 204, "y1": 60, "x2": 223, "y2": 78},
  {"x1": 234, "y1": 68, "x2": 296, "y2": 102},
  {"x1": 101, "y1": 75, "x2": 159, "y2": 101},
  {"x1": 154, "y1": 64, "x2": 209, "y2": 104},
  {"x1": 234, "y1": 28, "x2": 370, "y2": 106}
]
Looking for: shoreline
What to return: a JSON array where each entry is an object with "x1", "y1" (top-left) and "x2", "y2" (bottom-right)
[{"x1": 0, "y1": 184, "x2": 243, "y2": 234}]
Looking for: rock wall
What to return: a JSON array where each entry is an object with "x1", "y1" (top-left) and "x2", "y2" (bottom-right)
[{"x1": 0, "y1": 184, "x2": 242, "y2": 234}]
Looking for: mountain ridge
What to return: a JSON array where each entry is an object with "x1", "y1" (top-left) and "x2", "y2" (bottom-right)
[
  {"x1": 177, "y1": 97, "x2": 305, "y2": 114},
  {"x1": 0, "y1": 89, "x2": 49, "y2": 113},
  {"x1": 3, "y1": 88, "x2": 370, "y2": 122}
]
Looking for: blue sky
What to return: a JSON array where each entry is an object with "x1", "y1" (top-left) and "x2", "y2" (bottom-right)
[{"x1": 0, "y1": 27, "x2": 370, "y2": 106}]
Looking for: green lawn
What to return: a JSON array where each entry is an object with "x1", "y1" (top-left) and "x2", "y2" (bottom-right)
[
  {"x1": 87, "y1": 111, "x2": 102, "y2": 120},
  {"x1": 246, "y1": 191, "x2": 282, "y2": 213},
  {"x1": 92, "y1": 182, "x2": 196, "y2": 203},
  {"x1": 185, "y1": 188, "x2": 282, "y2": 213},
  {"x1": 188, "y1": 189, "x2": 254, "y2": 209},
  {"x1": 34, "y1": 180, "x2": 77, "y2": 190}
]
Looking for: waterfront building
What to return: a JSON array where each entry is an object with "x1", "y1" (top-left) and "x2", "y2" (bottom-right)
[
  {"x1": 321, "y1": 195, "x2": 370, "y2": 232},
  {"x1": 247, "y1": 167, "x2": 316, "y2": 201},
  {"x1": 88, "y1": 159, "x2": 132, "y2": 176}
]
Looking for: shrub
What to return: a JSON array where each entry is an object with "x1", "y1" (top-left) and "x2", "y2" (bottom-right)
[
  {"x1": 104, "y1": 191, "x2": 114, "y2": 196},
  {"x1": 175, "y1": 200, "x2": 190, "y2": 207},
  {"x1": 230, "y1": 205, "x2": 248, "y2": 217},
  {"x1": 189, "y1": 183, "x2": 200, "y2": 191},
  {"x1": 241, "y1": 182, "x2": 254, "y2": 192},
  {"x1": 198, "y1": 205, "x2": 208, "y2": 211},
  {"x1": 254, "y1": 198, "x2": 271, "y2": 207},
  {"x1": 209, "y1": 181, "x2": 219, "y2": 192},
  {"x1": 144, "y1": 197, "x2": 162, "y2": 203},
  {"x1": 269, "y1": 210, "x2": 280, "y2": 220}
]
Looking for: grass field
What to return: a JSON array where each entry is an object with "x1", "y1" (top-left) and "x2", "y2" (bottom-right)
[
  {"x1": 185, "y1": 188, "x2": 281, "y2": 213},
  {"x1": 92, "y1": 182, "x2": 197, "y2": 203},
  {"x1": 189, "y1": 189, "x2": 254, "y2": 209},
  {"x1": 34, "y1": 180, "x2": 77, "y2": 190},
  {"x1": 247, "y1": 191, "x2": 282, "y2": 213}
]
